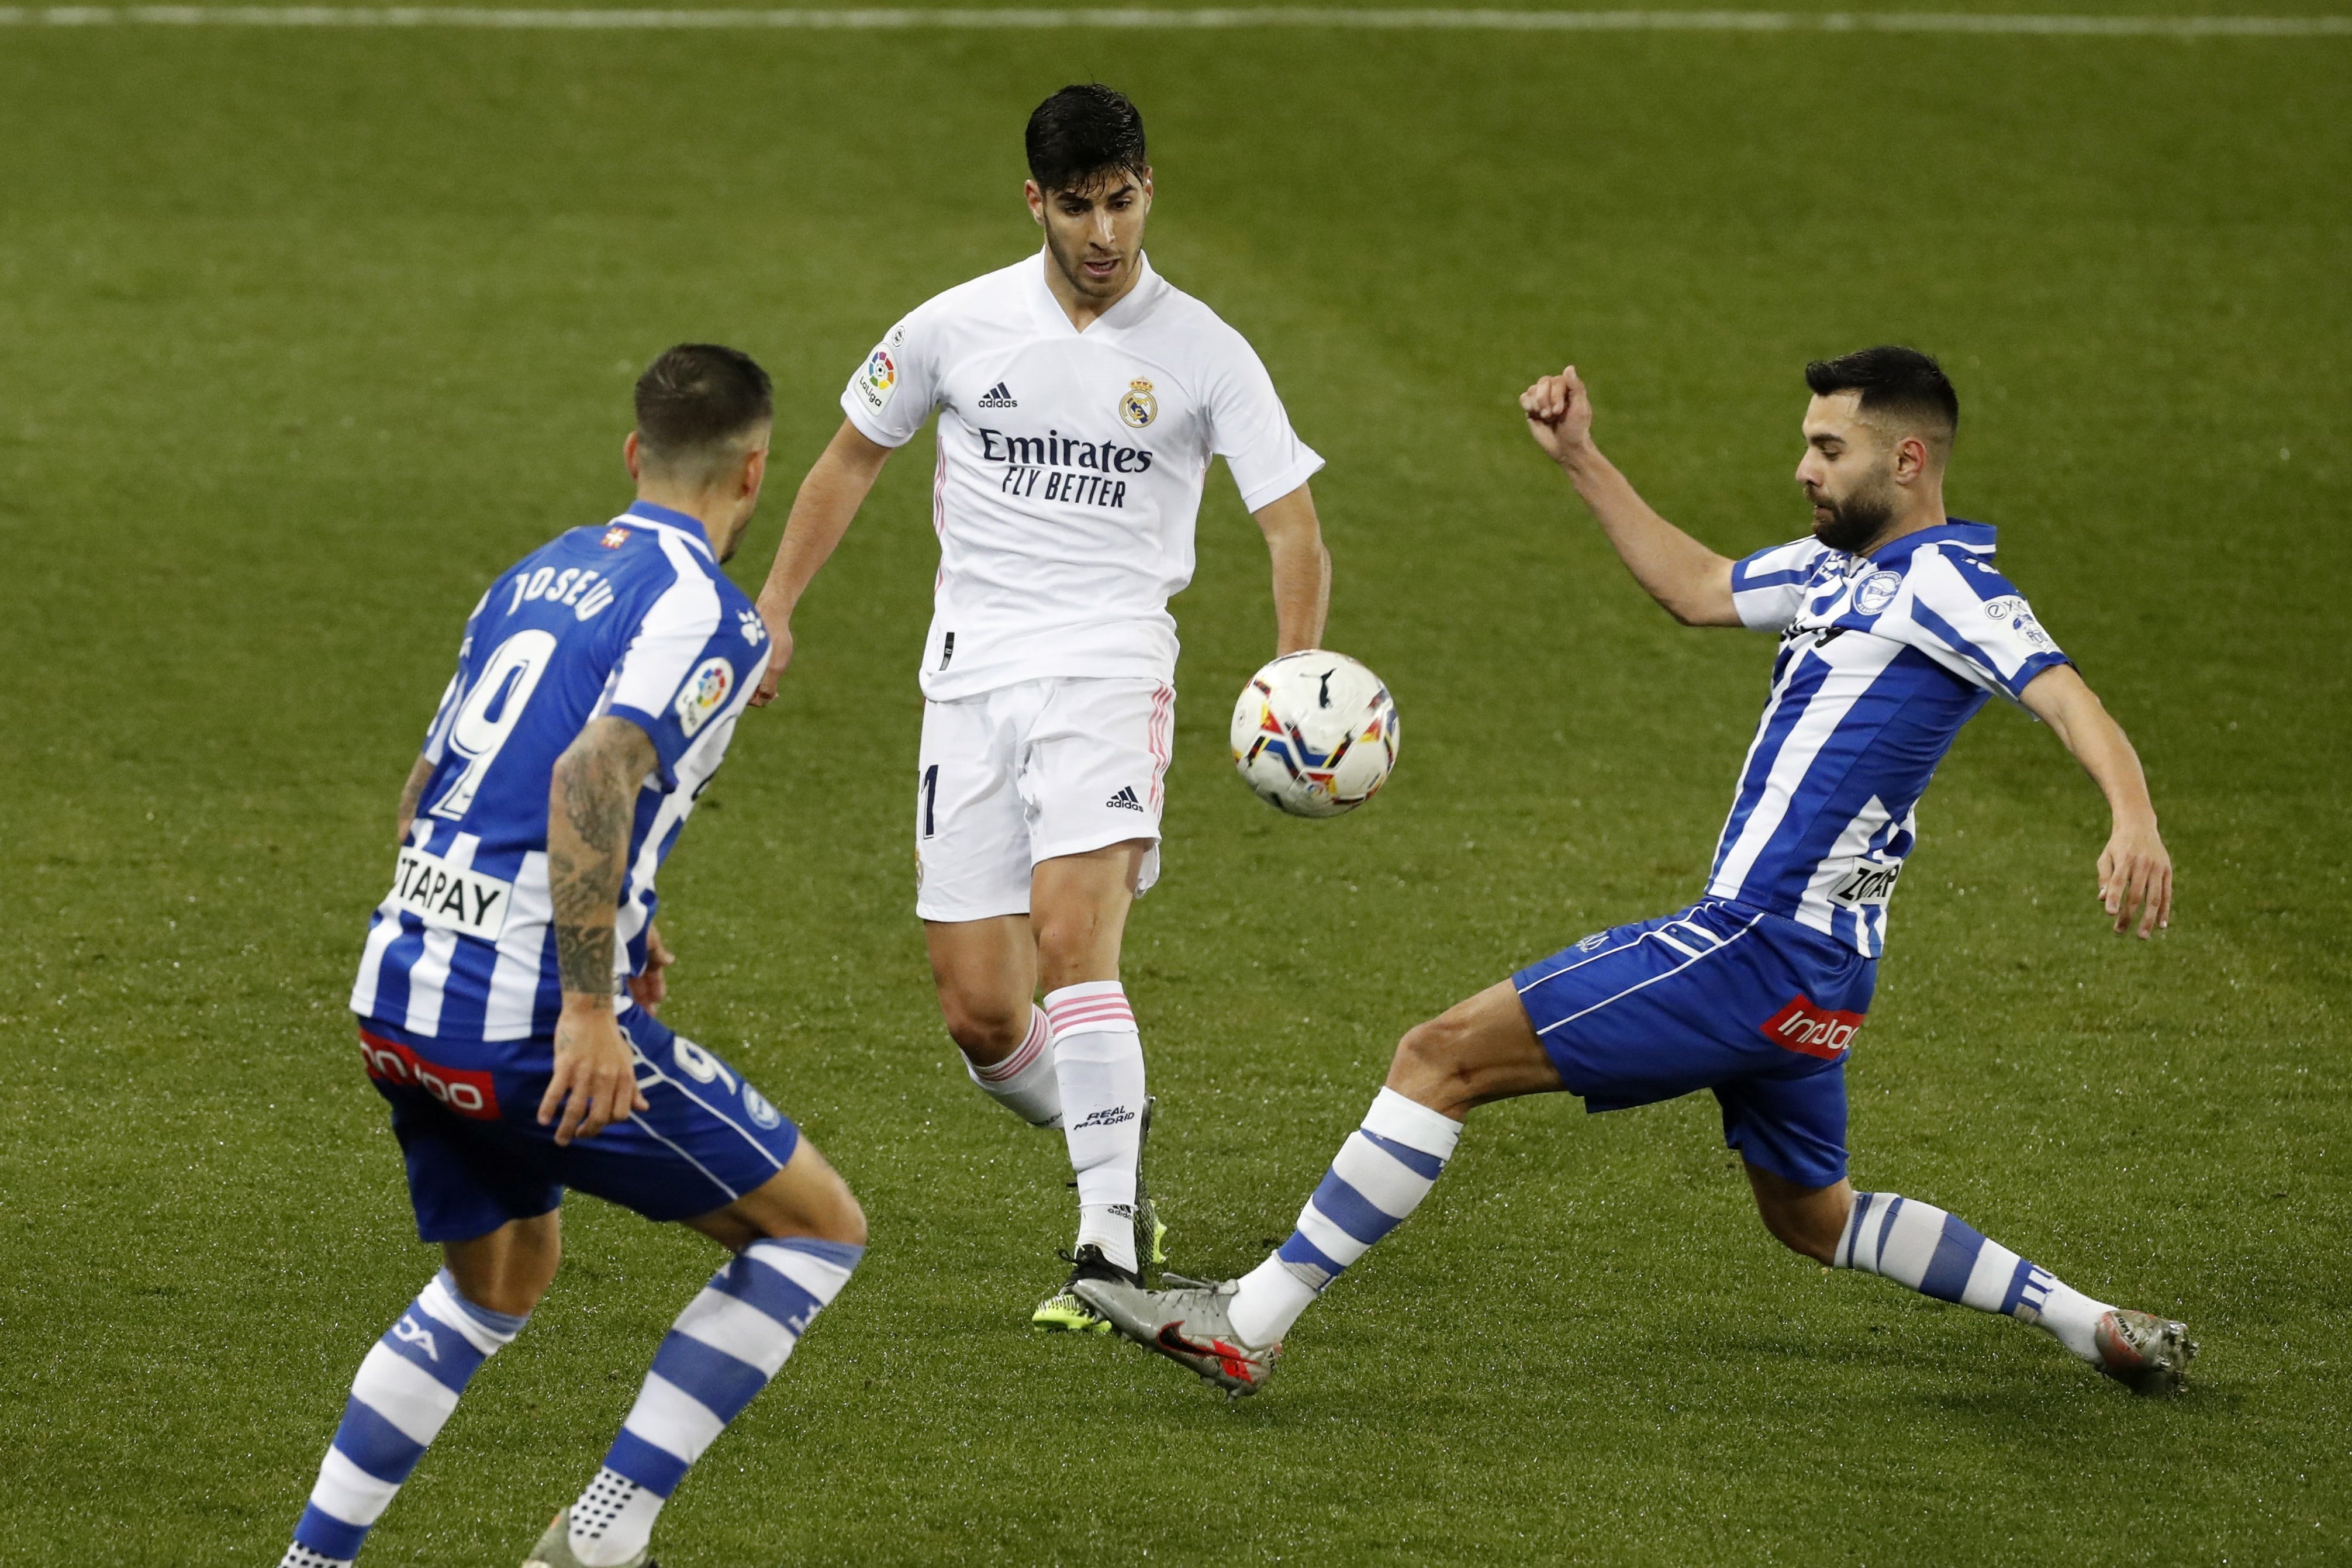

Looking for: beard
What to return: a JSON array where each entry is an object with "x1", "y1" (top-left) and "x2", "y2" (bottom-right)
[{"x1": 1808, "y1": 481, "x2": 1897, "y2": 554}]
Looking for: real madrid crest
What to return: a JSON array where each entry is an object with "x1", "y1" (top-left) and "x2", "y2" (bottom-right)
[{"x1": 1118, "y1": 377, "x2": 1158, "y2": 429}]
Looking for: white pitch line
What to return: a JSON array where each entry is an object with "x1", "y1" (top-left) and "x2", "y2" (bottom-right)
[{"x1": 0, "y1": 6, "x2": 2344, "y2": 35}]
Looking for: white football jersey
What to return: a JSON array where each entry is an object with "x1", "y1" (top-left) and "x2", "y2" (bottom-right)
[{"x1": 841, "y1": 250, "x2": 1324, "y2": 700}]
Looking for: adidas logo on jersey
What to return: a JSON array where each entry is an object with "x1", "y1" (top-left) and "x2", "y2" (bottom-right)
[
  {"x1": 1106, "y1": 786, "x2": 1144, "y2": 812},
  {"x1": 978, "y1": 381, "x2": 1018, "y2": 409}
]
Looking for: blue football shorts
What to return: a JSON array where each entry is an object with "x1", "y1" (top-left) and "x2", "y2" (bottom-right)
[
  {"x1": 356, "y1": 1004, "x2": 801, "y2": 1243},
  {"x1": 1511, "y1": 899, "x2": 1876, "y2": 1189}
]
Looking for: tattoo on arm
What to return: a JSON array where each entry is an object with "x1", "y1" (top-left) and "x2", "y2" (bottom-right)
[{"x1": 547, "y1": 717, "x2": 659, "y2": 998}]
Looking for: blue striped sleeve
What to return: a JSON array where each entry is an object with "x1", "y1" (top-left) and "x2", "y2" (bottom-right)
[
  {"x1": 1902, "y1": 548, "x2": 2073, "y2": 703},
  {"x1": 603, "y1": 547, "x2": 764, "y2": 783}
]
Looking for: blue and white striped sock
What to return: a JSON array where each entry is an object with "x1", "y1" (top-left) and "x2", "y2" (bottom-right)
[
  {"x1": 1228, "y1": 1087, "x2": 1463, "y2": 1348},
  {"x1": 568, "y1": 1237, "x2": 864, "y2": 1567},
  {"x1": 281, "y1": 1270, "x2": 527, "y2": 1567},
  {"x1": 1837, "y1": 1191, "x2": 2111, "y2": 1360}
]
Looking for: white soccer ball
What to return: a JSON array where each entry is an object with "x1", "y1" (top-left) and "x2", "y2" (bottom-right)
[{"x1": 1228, "y1": 650, "x2": 1401, "y2": 818}]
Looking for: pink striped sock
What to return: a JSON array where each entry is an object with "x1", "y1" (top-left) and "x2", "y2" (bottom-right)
[
  {"x1": 1045, "y1": 982, "x2": 1146, "y2": 1274},
  {"x1": 962, "y1": 1005, "x2": 1061, "y2": 1128}
]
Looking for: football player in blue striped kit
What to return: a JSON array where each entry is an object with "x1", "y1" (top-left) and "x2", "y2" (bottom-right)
[
  {"x1": 1077, "y1": 347, "x2": 2196, "y2": 1397},
  {"x1": 278, "y1": 346, "x2": 866, "y2": 1568}
]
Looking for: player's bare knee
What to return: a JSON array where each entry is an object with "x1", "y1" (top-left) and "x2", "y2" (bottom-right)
[
  {"x1": 940, "y1": 997, "x2": 1024, "y2": 1061},
  {"x1": 1389, "y1": 1016, "x2": 1476, "y2": 1114},
  {"x1": 1032, "y1": 916, "x2": 1114, "y2": 991},
  {"x1": 778, "y1": 1184, "x2": 865, "y2": 1250},
  {"x1": 450, "y1": 1251, "x2": 558, "y2": 1318},
  {"x1": 1750, "y1": 1187, "x2": 1844, "y2": 1265},
  {"x1": 1763, "y1": 1210, "x2": 1836, "y2": 1265},
  {"x1": 820, "y1": 1188, "x2": 869, "y2": 1250}
]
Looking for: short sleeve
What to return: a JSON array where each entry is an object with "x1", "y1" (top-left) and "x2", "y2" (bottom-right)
[
  {"x1": 1203, "y1": 331, "x2": 1325, "y2": 512},
  {"x1": 602, "y1": 571, "x2": 762, "y2": 784},
  {"x1": 1899, "y1": 548, "x2": 2072, "y2": 703},
  {"x1": 840, "y1": 311, "x2": 939, "y2": 449},
  {"x1": 1729, "y1": 538, "x2": 1828, "y2": 633}
]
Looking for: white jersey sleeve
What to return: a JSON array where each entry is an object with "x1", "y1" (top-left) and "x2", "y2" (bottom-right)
[
  {"x1": 1729, "y1": 537, "x2": 1831, "y2": 633},
  {"x1": 841, "y1": 310, "x2": 942, "y2": 450},
  {"x1": 1201, "y1": 329, "x2": 1324, "y2": 512}
]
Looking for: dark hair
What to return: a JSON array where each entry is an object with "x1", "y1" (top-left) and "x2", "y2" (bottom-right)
[
  {"x1": 1804, "y1": 346, "x2": 1959, "y2": 444},
  {"x1": 1025, "y1": 84, "x2": 1148, "y2": 194},
  {"x1": 634, "y1": 344, "x2": 772, "y2": 471}
]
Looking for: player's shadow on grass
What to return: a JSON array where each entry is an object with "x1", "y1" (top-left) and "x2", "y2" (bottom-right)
[{"x1": 1708, "y1": 1324, "x2": 2234, "y2": 1420}]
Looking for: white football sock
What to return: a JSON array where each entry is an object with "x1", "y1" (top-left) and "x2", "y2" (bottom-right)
[
  {"x1": 1047, "y1": 982, "x2": 1146, "y2": 1276},
  {"x1": 569, "y1": 1468, "x2": 665, "y2": 1568},
  {"x1": 1229, "y1": 1087, "x2": 1464, "y2": 1348},
  {"x1": 1228, "y1": 1255, "x2": 1320, "y2": 1350},
  {"x1": 963, "y1": 1005, "x2": 1062, "y2": 1127},
  {"x1": 2032, "y1": 1284, "x2": 2112, "y2": 1362},
  {"x1": 278, "y1": 1546, "x2": 350, "y2": 1568}
]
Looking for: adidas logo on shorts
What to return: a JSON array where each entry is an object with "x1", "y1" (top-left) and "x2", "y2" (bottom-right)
[
  {"x1": 978, "y1": 381, "x2": 1018, "y2": 409},
  {"x1": 1106, "y1": 786, "x2": 1144, "y2": 811}
]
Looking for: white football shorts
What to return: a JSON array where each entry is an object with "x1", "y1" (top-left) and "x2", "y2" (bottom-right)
[{"x1": 914, "y1": 676, "x2": 1174, "y2": 923}]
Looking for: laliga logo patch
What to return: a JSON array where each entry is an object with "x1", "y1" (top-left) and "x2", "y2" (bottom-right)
[
  {"x1": 1118, "y1": 377, "x2": 1158, "y2": 429},
  {"x1": 1984, "y1": 596, "x2": 2054, "y2": 648},
  {"x1": 676, "y1": 657, "x2": 734, "y2": 737},
  {"x1": 1854, "y1": 570, "x2": 1903, "y2": 616},
  {"x1": 855, "y1": 346, "x2": 898, "y2": 415}
]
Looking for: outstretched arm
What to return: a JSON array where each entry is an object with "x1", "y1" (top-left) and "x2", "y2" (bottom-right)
[
  {"x1": 750, "y1": 419, "x2": 895, "y2": 705},
  {"x1": 2019, "y1": 664, "x2": 2173, "y2": 938},
  {"x1": 1520, "y1": 365, "x2": 1739, "y2": 628},
  {"x1": 1253, "y1": 481, "x2": 1331, "y2": 655},
  {"x1": 541, "y1": 714, "x2": 659, "y2": 1144}
]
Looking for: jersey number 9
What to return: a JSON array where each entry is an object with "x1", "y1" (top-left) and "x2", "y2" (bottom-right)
[{"x1": 431, "y1": 630, "x2": 559, "y2": 821}]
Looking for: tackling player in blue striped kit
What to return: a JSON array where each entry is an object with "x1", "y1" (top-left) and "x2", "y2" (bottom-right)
[
  {"x1": 280, "y1": 347, "x2": 868, "y2": 1568},
  {"x1": 1076, "y1": 347, "x2": 2196, "y2": 1398}
]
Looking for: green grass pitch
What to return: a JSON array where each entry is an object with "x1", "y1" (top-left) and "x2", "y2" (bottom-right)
[{"x1": 2, "y1": 6, "x2": 2348, "y2": 1563}]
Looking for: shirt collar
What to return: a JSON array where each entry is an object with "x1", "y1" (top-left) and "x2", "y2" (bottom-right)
[
  {"x1": 623, "y1": 499, "x2": 714, "y2": 558},
  {"x1": 1867, "y1": 516, "x2": 1995, "y2": 567},
  {"x1": 1027, "y1": 247, "x2": 1165, "y2": 337}
]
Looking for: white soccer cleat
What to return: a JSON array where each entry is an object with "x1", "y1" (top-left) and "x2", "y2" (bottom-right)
[
  {"x1": 1071, "y1": 1275, "x2": 1280, "y2": 1397},
  {"x1": 523, "y1": 1508, "x2": 652, "y2": 1568},
  {"x1": 2092, "y1": 1308, "x2": 2198, "y2": 1395}
]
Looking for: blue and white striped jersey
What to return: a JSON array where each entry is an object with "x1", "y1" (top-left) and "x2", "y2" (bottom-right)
[
  {"x1": 1709, "y1": 520, "x2": 2070, "y2": 957},
  {"x1": 350, "y1": 501, "x2": 769, "y2": 1044}
]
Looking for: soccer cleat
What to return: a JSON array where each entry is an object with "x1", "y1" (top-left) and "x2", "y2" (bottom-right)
[
  {"x1": 1070, "y1": 1275, "x2": 1280, "y2": 1397},
  {"x1": 1030, "y1": 1244, "x2": 1137, "y2": 1334},
  {"x1": 1135, "y1": 1094, "x2": 1169, "y2": 1278},
  {"x1": 522, "y1": 1508, "x2": 654, "y2": 1568},
  {"x1": 2091, "y1": 1308, "x2": 2198, "y2": 1395}
]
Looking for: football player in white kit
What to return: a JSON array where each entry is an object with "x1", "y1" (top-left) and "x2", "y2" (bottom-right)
[{"x1": 750, "y1": 85, "x2": 1332, "y2": 1328}]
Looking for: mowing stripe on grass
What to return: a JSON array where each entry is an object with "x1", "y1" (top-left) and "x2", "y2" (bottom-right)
[{"x1": 1, "y1": 6, "x2": 2346, "y2": 34}]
